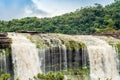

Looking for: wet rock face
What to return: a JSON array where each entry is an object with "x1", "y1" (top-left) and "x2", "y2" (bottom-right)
[
  {"x1": 1, "y1": 33, "x2": 119, "y2": 80},
  {"x1": 0, "y1": 33, "x2": 11, "y2": 49},
  {"x1": 0, "y1": 49, "x2": 13, "y2": 75},
  {"x1": 40, "y1": 46, "x2": 89, "y2": 73},
  {"x1": 34, "y1": 34, "x2": 89, "y2": 73},
  {"x1": 0, "y1": 33, "x2": 14, "y2": 79},
  {"x1": 0, "y1": 33, "x2": 7, "y2": 37}
]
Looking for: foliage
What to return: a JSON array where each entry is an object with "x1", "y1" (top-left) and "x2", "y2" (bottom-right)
[
  {"x1": 16, "y1": 78, "x2": 20, "y2": 80},
  {"x1": 0, "y1": 1, "x2": 119, "y2": 34},
  {"x1": 35, "y1": 67, "x2": 89, "y2": 80},
  {"x1": 0, "y1": 48, "x2": 11, "y2": 58},
  {"x1": 0, "y1": 73, "x2": 10, "y2": 80},
  {"x1": 48, "y1": 34, "x2": 85, "y2": 50},
  {"x1": 116, "y1": 44, "x2": 120, "y2": 53},
  {"x1": 35, "y1": 72, "x2": 64, "y2": 80},
  {"x1": 62, "y1": 67, "x2": 89, "y2": 76},
  {"x1": 27, "y1": 35, "x2": 47, "y2": 48}
]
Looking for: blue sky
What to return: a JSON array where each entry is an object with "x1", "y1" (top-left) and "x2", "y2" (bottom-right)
[{"x1": 0, "y1": 0, "x2": 114, "y2": 20}]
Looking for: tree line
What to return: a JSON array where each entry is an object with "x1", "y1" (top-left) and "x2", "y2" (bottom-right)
[{"x1": 0, "y1": 0, "x2": 120, "y2": 34}]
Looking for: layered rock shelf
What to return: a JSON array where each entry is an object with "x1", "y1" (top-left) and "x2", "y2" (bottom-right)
[{"x1": 0, "y1": 33, "x2": 11, "y2": 49}]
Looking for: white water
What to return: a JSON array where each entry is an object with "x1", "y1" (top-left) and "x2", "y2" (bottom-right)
[
  {"x1": 8, "y1": 33, "x2": 41, "y2": 80},
  {"x1": 5, "y1": 33, "x2": 120, "y2": 80},
  {"x1": 79, "y1": 35, "x2": 120, "y2": 80},
  {"x1": 62, "y1": 45, "x2": 68, "y2": 70},
  {"x1": 0, "y1": 50, "x2": 7, "y2": 73},
  {"x1": 37, "y1": 34, "x2": 69, "y2": 72}
]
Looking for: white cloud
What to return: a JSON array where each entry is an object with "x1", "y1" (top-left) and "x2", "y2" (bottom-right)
[
  {"x1": 24, "y1": 0, "x2": 75, "y2": 18},
  {"x1": 23, "y1": 5, "x2": 49, "y2": 17},
  {"x1": 22, "y1": 0, "x2": 115, "y2": 19},
  {"x1": 23, "y1": 0, "x2": 53, "y2": 18},
  {"x1": 1, "y1": 0, "x2": 114, "y2": 20}
]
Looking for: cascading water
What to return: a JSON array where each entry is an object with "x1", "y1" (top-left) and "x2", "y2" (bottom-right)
[
  {"x1": 79, "y1": 35, "x2": 120, "y2": 80},
  {"x1": 0, "y1": 48, "x2": 13, "y2": 77},
  {"x1": 1, "y1": 33, "x2": 118, "y2": 80},
  {"x1": 36, "y1": 34, "x2": 69, "y2": 73},
  {"x1": 8, "y1": 33, "x2": 41, "y2": 80},
  {"x1": 34, "y1": 34, "x2": 89, "y2": 80},
  {"x1": 0, "y1": 50, "x2": 7, "y2": 73}
]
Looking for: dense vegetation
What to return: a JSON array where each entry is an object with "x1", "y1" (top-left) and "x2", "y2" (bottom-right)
[
  {"x1": 0, "y1": 0, "x2": 120, "y2": 34},
  {"x1": 0, "y1": 73, "x2": 10, "y2": 80}
]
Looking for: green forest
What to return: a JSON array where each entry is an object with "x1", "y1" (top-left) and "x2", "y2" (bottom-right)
[{"x1": 0, "y1": 0, "x2": 120, "y2": 34}]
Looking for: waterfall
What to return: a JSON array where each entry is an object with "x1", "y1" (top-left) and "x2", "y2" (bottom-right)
[
  {"x1": 3, "y1": 33, "x2": 119, "y2": 80},
  {"x1": 38, "y1": 48, "x2": 46, "y2": 73},
  {"x1": 79, "y1": 35, "x2": 120, "y2": 80},
  {"x1": 0, "y1": 50, "x2": 7, "y2": 73},
  {"x1": 37, "y1": 34, "x2": 69, "y2": 73},
  {"x1": 62, "y1": 45, "x2": 67, "y2": 70},
  {"x1": 8, "y1": 33, "x2": 41, "y2": 80}
]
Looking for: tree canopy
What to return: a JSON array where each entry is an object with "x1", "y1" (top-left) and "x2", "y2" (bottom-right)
[{"x1": 0, "y1": 0, "x2": 120, "y2": 34}]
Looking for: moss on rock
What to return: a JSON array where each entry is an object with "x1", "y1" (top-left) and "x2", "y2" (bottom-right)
[
  {"x1": 116, "y1": 44, "x2": 120, "y2": 53},
  {"x1": 48, "y1": 33, "x2": 85, "y2": 50},
  {"x1": 27, "y1": 34, "x2": 47, "y2": 48}
]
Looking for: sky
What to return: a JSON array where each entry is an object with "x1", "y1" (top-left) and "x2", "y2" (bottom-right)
[{"x1": 0, "y1": 0, "x2": 114, "y2": 20}]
